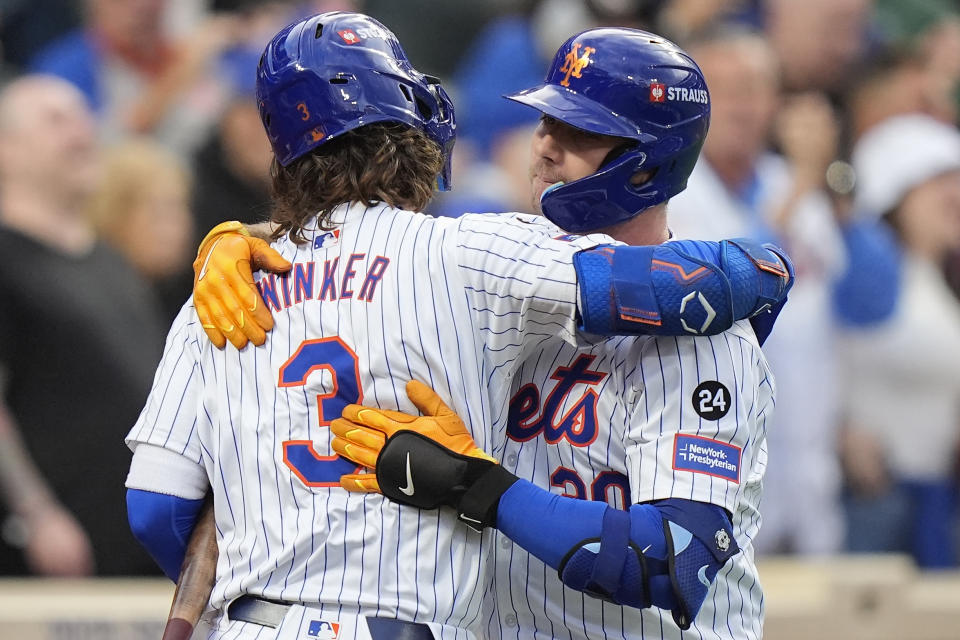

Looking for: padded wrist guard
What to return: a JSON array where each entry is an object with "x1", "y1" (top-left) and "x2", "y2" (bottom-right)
[{"x1": 375, "y1": 431, "x2": 518, "y2": 531}]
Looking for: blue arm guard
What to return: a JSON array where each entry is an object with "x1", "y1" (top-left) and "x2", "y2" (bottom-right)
[
  {"x1": 126, "y1": 488, "x2": 205, "y2": 581},
  {"x1": 575, "y1": 238, "x2": 793, "y2": 343},
  {"x1": 497, "y1": 480, "x2": 739, "y2": 629}
]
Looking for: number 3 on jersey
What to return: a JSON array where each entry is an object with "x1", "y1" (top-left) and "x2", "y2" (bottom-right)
[{"x1": 279, "y1": 337, "x2": 362, "y2": 487}]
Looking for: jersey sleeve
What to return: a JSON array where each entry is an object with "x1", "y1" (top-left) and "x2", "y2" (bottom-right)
[
  {"x1": 624, "y1": 322, "x2": 775, "y2": 514},
  {"x1": 451, "y1": 213, "x2": 608, "y2": 364},
  {"x1": 125, "y1": 302, "x2": 206, "y2": 465}
]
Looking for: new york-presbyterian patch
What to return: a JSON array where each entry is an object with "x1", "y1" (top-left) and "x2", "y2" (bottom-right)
[{"x1": 672, "y1": 434, "x2": 741, "y2": 483}]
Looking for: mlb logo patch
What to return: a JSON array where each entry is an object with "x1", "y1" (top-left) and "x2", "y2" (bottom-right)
[
  {"x1": 307, "y1": 619, "x2": 340, "y2": 639},
  {"x1": 649, "y1": 82, "x2": 666, "y2": 103},
  {"x1": 314, "y1": 229, "x2": 341, "y2": 249},
  {"x1": 672, "y1": 434, "x2": 741, "y2": 483},
  {"x1": 338, "y1": 29, "x2": 360, "y2": 44}
]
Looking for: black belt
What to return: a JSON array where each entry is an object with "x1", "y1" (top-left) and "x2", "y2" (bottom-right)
[{"x1": 227, "y1": 595, "x2": 434, "y2": 639}]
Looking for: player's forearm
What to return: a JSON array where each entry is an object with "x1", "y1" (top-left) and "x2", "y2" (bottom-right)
[
  {"x1": 496, "y1": 479, "x2": 663, "y2": 609},
  {"x1": 0, "y1": 402, "x2": 58, "y2": 517},
  {"x1": 495, "y1": 480, "x2": 739, "y2": 627},
  {"x1": 496, "y1": 479, "x2": 610, "y2": 567}
]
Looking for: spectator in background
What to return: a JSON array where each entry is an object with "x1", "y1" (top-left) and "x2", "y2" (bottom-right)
[
  {"x1": 0, "y1": 0, "x2": 81, "y2": 70},
  {"x1": 0, "y1": 76, "x2": 165, "y2": 576},
  {"x1": 190, "y1": 48, "x2": 273, "y2": 238},
  {"x1": 916, "y1": 16, "x2": 960, "y2": 124},
  {"x1": 846, "y1": 17, "x2": 960, "y2": 138},
  {"x1": 843, "y1": 6, "x2": 960, "y2": 306},
  {"x1": 764, "y1": 0, "x2": 873, "y2": 94},
  {"x1": 846, "y1": 49, "x2": 931, "y2": 143},
  {"x1": 840, "y1": 114, "x2": 960, "y2": 568},
  {"x1": 29, "y1": 0, "x2": 243, "y2": 155},
  {"x1": 670, "y1": 28, "x2": 852, "y2": 556},
  {"x1": 874, "y1": 0, "x2": 960, "y2": 124},
  {"x1": 88, "y1": 139, "x2": 194, "y2": 321},
  {"x1": 189, "y1": 1, "x2": 338, "y2": 227}
]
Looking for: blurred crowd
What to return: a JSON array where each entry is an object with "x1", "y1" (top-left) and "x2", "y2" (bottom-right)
[{"x1": 0, "y1": 0, "x2": 957, "y2": 577}]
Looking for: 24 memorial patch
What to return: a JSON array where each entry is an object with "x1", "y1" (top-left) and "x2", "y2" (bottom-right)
[{"x1": 692, "y1": 380, "x2": 731, "y2": 420}]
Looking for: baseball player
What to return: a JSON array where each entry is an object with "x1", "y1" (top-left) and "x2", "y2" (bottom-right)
[{"x1": 128, "y1": 13, "x2": 789, "y2": 640}]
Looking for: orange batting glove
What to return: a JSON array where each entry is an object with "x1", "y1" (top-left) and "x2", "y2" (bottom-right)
[
  {"x1": 331, "y1": 380, "x2": 496, "y2": 493},
  {"x1": 192, "y1": 221, "x2": 291, "y2": 349}
]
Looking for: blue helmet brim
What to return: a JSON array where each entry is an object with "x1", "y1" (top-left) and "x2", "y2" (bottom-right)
[{"x1": 506, "y1": 84, "x2": 657, "y2": 144}]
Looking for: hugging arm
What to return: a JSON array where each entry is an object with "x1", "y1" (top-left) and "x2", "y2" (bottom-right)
[
  {"x1": 191, "y1": 224, "x2": 792, "y2": 349},
  {"x1": 330, "y1": 382, "x2": 738, "y2": 629}
]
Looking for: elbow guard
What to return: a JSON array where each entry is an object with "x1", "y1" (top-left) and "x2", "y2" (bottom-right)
[
  {"x1": 556, "y1": 499, "x2": 739, "y2": 629},
  {"x1": 574, "y1": 239, "x2": 792, "y2": 340}
]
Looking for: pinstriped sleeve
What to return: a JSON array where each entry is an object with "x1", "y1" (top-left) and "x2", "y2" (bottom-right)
[
  {"x1": 125, "y1": 302, "x2": 205, "y2": 465},
  {"x1": 624, "y1": 324, "x2": 774, "y2": 515},
  {"x1": 452, "y1": 213, "x2": 607, "y2": 366}
]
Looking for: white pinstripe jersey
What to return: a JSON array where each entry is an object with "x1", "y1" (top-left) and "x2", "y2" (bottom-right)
[
  {"x1": 485, "y1": 243, "x2": 776, "y2": 639},
  {"x1": 126, "y1": 203, "x2": 610, "y2": 639}
]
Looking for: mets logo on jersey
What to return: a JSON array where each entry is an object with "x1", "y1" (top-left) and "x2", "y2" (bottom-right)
[
  {"x1": 507, "y1": 354, "x2": 606, "y2": 446},
  {"x1": 314, "y1": 229, "x2": 341, "y2": 249},
  {"x1": 559, "y1": 43, "x2": 596, "y2": 87},
  {"x1": 306, "y1": 619, "x2": 340, "y2": 639}
]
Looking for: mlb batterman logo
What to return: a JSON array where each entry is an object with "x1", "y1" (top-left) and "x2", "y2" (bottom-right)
[
  {"x1": 314, "y1": 228, "x2": 341, "y2": 249},
  {"x1": 307, "y1": 619, "x2": 340, "y2": 639},
  {"x1": 650, "y1": 81, "x2": 666, "y2": 103},
  {"x1": 559, "y1": 43, "x2": 596, "y2": 87}
]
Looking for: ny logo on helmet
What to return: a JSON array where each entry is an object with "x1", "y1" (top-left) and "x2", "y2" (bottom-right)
[{"x1": 559, "y1": 43, "x2": 596, "y2": 87}]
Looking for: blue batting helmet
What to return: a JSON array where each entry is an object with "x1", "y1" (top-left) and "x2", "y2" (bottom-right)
[
  {"x1": 507, "y1": 28, "x2": 709, "y2": 233},
  {"x1": 256, "y1": 12, "x2": 456, "y2": 189}
]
